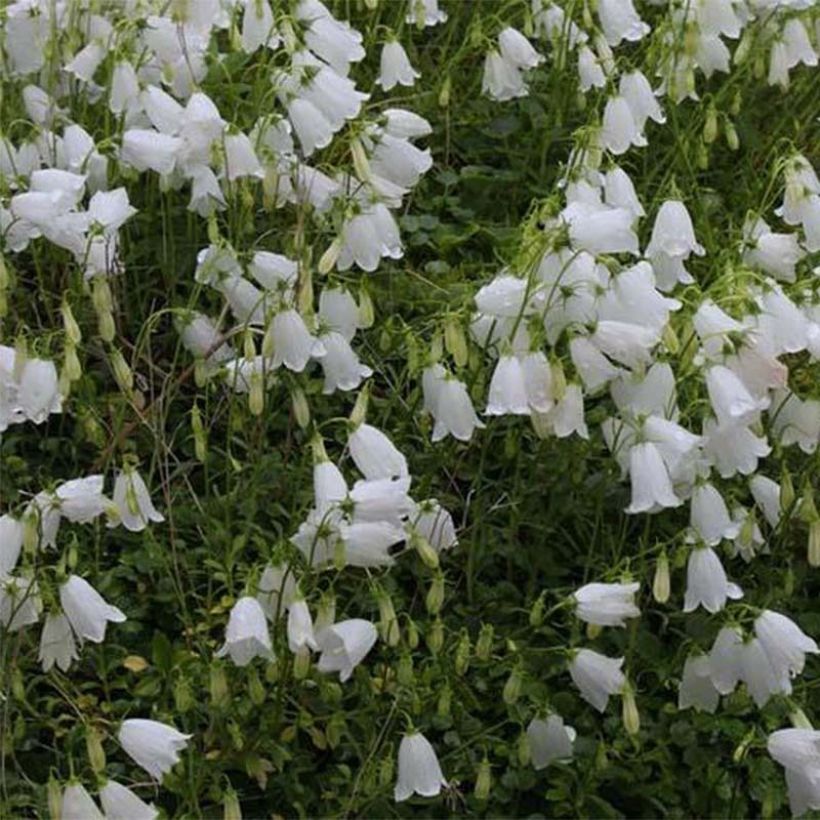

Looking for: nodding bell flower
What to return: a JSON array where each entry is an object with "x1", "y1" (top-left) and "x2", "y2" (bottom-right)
[
  {"x1": 754, "y1": 610, "x2": 818, "y2": 681},
  {"x1": 572, "y1": 581, "x2": 640, "y2": 627},
  {"x1": 287, "y1": 597, "x2": 318, "y2": 654},
  {"x1": 749, "y1": 474, "x2": 782, "y2": 528},
  {"x1": 678, "y1": 654, "x2": 720, "y2": 714},
  {"x1": 377, "y1": 40, "x2": 420, "y2": 90},
  {"x1": 625, "y1": 441, "x2": 682, "y2": 514},
  {"x1": 482, "y1": 50, "x2": 528, "y2": 102},
  {"x1": 39, "y1": 612, "x2": 79, "y2": 672},
  {"x1": 405, "y1": 0, "x2": 448, "y2": 27},
  {"x1": 578, "y1": 46, "x2": 607, "y2": 92},
  {"x1": 569, "y1": 648, "x2": 626, "y2": 712},
  {"x1": 683, "y1": 546, "x2": 742, "y2": 613},
  {"x1": 394, "y1": 731, "x2": 448, "y2": 802},
  {"x1": 562, "y1": 202, "x2": 641, "y2": 257},
  {"x1": 316, "y1": 618, "x2": 378, "y2": 682},
  {"x1": 348, "y1": 423, "x2": 409, "y2": 480},
  {"x1": 423, "y1": 364, "x2": 485, "y2": 443},
  {"x1": 240, "y1": 0, "x2": 278, "y2": 53},
  {"x1": 61, "y1": 783, "x2": 103, "y2": 820},
  {"x1": 0, "y1": 575, "x2": 41, "y2": 631},
  {"x1": 601, "y1": 95, "x2": 646, "y2": 155},
  {"x1": 118, "y1": 719, "x2": 192, "y2": 781},
  {"x1": 410, "y1": 500, "x2": 458, "y2": 553},
  {"x1": 767, "y1": 728, "x2": 820, "y2": 817},
  {"x1": 742, "y1": 216, "x2": 805, "y2": 283},
  {"x1": 597, "y1": 0, "x2": 649, "y2": 46},
  {"x1": 0, "y1": 514, "x2": 23, "y2": 576},
  {"x1": 111, "y1": 468, "x2": 164, "y2": 532},
  {"x1": 216, "y1": 596, "x2": 274, "y2": 666},
  {"x1": 526, "y1": 715, "x2": 576, "y2": 769},
  {"x1": 99, "y1": 780, "x2": 158, "y2": 820},
  {"x1": 266, "y1": 309, "x2": 326, "y2": 372},
  {"x1": 60, "y1": 575, "x2": 125, "y2": 643},
  {"x1": 498, "y1": 27, "x2": 544, "y2": 71},
  {"x1": 690, "y1": 483, "x2": 740, "y2": 546},
  {"x1": 256, "y1": 563, "x2": 297, "y2": 620}
]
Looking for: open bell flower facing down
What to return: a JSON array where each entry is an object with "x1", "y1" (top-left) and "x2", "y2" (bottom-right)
[
  {"x1": 118, "y1": 719, "x2": 192, "y2": 781},
  {"x1": 569, "y1": 649, "x2": 626, "y2": 712},
  {"x1": 394, "y1": 731, "x2": 448, "y2": 802},
  {"x1": 59, "y1": 575, "x2": 126, "y2": 643},
  {"x1": 572, "y1": 581, "x2": 640, "y2": 627},
  {"x1": 526, "y1": 715, "x2": 576, "y2": 769},
  {"x1": 754, "y1": 610, "x2": 819, "y2": 680},
  {"x1": 767, "y1": 728, "x2": 820, "y2": 817},
  {"x1": 61, "y1": 783, "x2": 103, "y2": 820},
  {"x1": 99, "y1": 780, "x2": 158, "y2": 820},
  {"x1": 683, "y1": 545, "x2": 743, "y2": 613},
  {"x1": 316, "y1": 618, "x2": 378, "y2": 682},
  {"x1": 111, "y1": 467, "x2": 165, "y2": 532},
  {"x1": 348, "y1": 423, "x2": 409, "y2": 480},
  {"x1": 39, "y1": 612, "x2": 79, "y2": 672},
  {"x1": 216, "y1": 596, "x2": 274, "y2": 666},
  {"x1": 377, "y1": 40, "x2": 420, "y2": 90}
]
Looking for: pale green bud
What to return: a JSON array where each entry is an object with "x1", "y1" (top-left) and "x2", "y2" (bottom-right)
[
  {"x1": 653, "y1": 550, "x2": 670, "y2": 604},
  {"x1": 622, "y1": 684, "x2": 640, "y2": 735},
  {"x1": 474, "y1": 757, "x2": 491, "y2": 800}
]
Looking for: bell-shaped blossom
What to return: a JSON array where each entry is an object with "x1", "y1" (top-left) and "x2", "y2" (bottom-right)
[
  {"x1": 410, "y1": 500, "x2": 458, "y2": 552},
  {"x1": 620, "y1": 71, "x2": 665, "y2": 130},
  {"x1": 336, "y1": 204, "x2": 403, "y2": 272},
  {"x1": 625, "y1": 441, "x2": 682, "y2": 514},
  {"x1": 112, "y1": 468, "x2": 164, "y2": 532},
  {"x1": 62, "y1": 783, "x2": 103, "y2": 820},
  {"x1": 377, "y1": 40, "x2": 420, "y2": 90},
  {"x1": 349, "y1": 423, "x2": 408, "y2": 480},
  {"x1": 394, "y1": 732, "x2": 448, "y2": 802},
  {"x1": 563, "y1": 202, "x2": 640, "y2": 257},
  {"x1": 743, "y1": 217, "x2": 805, "y2": 282},
  {"x1": 118, "y1": 719, "x2": 192, "y2": 781},
  {"x1": 601, "y1": 95, "x2": 646, "y2": 155},
  {"x1": 267, "y1": 309, "x2": 325, "y2": 372},
  {"x1": 16, "y1": 358, "x2": 62, "y2": 424},
  {"x1": 350, "y1": 477, "x2": 412, "y2": 527},
  {"x1": 60, "y1": 575, "x2": 125, "y2": 643},
  {"x1": 572, "y1": 582, "x2": 640, "y2": 627},
  {"x1": 750, "y1": 475, "x2": 782, "y2": 527},
  {"x1": 405, "y1": 0, "x2": 448, "y2": 26},
  {"x1": 690, "y1": 483, "x2": 740, "y2": 545},
  {"x1": 767, "y1": 728, "x2": 820, "y2": 817},
  {"x1": 678, "y1": 654, "x2": 720, "y2": 713},
  {"x1": 571, "y1": 336, "x2": 623, "y2": 391},
  {"x1": 482, "y1": 50, "x2": 528, "y2": 101},
  {"x1": 287, "y1": 598, "x2": 318, "y2": 653},
  {"x1": 527, "y1": 715, "x2": 576, "y2": 769},
  {"x1": 0, "y1": 575, "x2": 41, "y2": 631},
  {"x1": 755, "y1": 610, "x2": 818, "y2": 681},
  {"x1": 216, "y1": 596, "x2": 274, "y2": 666},
  {"x1": 604, "y1": 167, "x2": 645, "y2": 219},
  {"x1": 256, "y1": 563, "x2": 297, "y2": 620},
  {"x1": 538, "y1": 384, "x2": 589, "y2": 440},
  {"x1": 645, "y1": 200, "x2": 704, "y2": 259},
  {"x1": 702, "y1": 419, "x2": 770, "y2": 478},
  {"x1": 339, "y1": 520, "x2": 406, "y2": 567},
  {"x1": 597, "y1": 0, "x2": 649, "y2": 46},
  {"x1": 683, "y1": 546, "x2": 742, "y2": 613},
  {"x1": 39, "y1": 612, "x2": 78, "y2": 672},
  {"x1": 318, "y1": 332, "x2": 372, "y2": 393},
  {"x1": 498, "y1": 27, "x2": 544, "y2": 70},
  {"x1": 486, "y1": 355, "x2": 531, "y2": 415},
  {"x1": 708, "y1": 626, "x2": 744, "y2": 695},
  {"x1": 740, "y1": 637, "x2": 790, "y2": 707},
  {"x1": 423, "y1": 364, "x2": 485, "y2": 443},
  {"x1": 99, "y1": 780, "x2": 158, "y2": 820},
  {"x1": 316, "y1": 618, "x2": 378, "y2": 681},
  {"x1": 591, "y1": 320, "x2": 658, "y2": 369},
  {"x1": 771, "y1": 390, "x2": 820, "y2": 454},
  {"x1": 240, "y1": 0, "x2": 277, "y2": 53},
  {"x1": 0, "y1": 514, "x2": 23, "y2": 576},
  {"x1": 120, "y1": 130, "x2": 180, "y2": 175},
  {"x1": 568, "y1": 648, "x2": 625, "y2": 712},
  {"x1": 705, "y1": 365, "x2": 769, "y2": 427}
]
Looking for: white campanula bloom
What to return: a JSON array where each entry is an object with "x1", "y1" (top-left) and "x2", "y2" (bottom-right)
[
  {"x1": 410, "y1": 500, "x2": 458, "y2": 552},
  {"x1": 754, "y1": 610, "x2": 819, "y2": 680},
  {"x1": 350, "y1": 477, "x2": 413, "y2": 527},
  {"x1": 740, "y1": 637, "x2": 790, "y2": 707},
  {"x1": 377, "y1": 40, "x2": 420, "y2": 90},
  {"x1": 112, "y1": 468, "x2": 165, "y2": 532},
  {"x1": 604, "y1": 167, "x2": 645, "y2": 219},
  {"x1": 678, "y1": 654, "x2": 719, "y2": 713},
  {"x1": 601, "y1": 95, "x2": 646, "y2": 156},
  {"x1": 771, "y1": 390, "x2": 820, "y2": 454},
  {"x1": 110, "y1": 61, "x2": 140, "y2": 116},
  {"x1": 349, "y1": 423, "x2": 409, "y2": 480},
  {"x1": 223, "y1": 132, "x2": 263, "y2": 181},
  {"x1": 0, "y1": 514, "x2": 23, "y2": 576},
  {"x1": 39, "y1": 612, "x2": 78, "y2": 672},
  {"x1": 645, "y1": 200, "x2": 704, "y2": 259},
  {"x1": 578, "y1": 46, "x2": 607, "y2": 92},
  {"x1": 573, "y1": 581, "x2": 640, "y2": 627},
  {"x1": 406, "y1": 0, "x2": 448, "y2": 27},
  {"x1": 286, "y1": 98, "x2": 335, "y2": 157},
  {"x1": 256, "y1": 563, "x2": 297, "y2": 620},
  {"x1": 569, "y1": 648, "x2": 625, "y2": 712},
  {"x1": 486, "y1": 355, "x2": 530, "y2": 415},
  {"x1": 118, "y1": 719, "x2": 192, "y2": 781},
  {"x1": 60, "y1": 575, "x2": 125, "y2": 643},
  {"x1": 619, "y1": 71, "x2": 665, "y2": 130},
  {"x1": 742, "y1": 217, "x2": 805, "y2": 282},
  {"x1": 537, "y1": 383, "x2": 589, "y2": 440},
  {"x1": 241, "y1": 0, "x2": 278, "y2": 53},
  {"x1": 706, "y1": 365, "x2": 769, "y2": 427},
  {"x1": 300, "y1": 65, "x2": 369, "y2": 131},
  {"x1": 611, "y1": 362, "x2": 677, "y2": 418},
  {"x1": 382, "y1": 108, "x2": 433, "y2": 140},
  {"x1": 526, "y1": 715, "x2": 576, "y2": 769},
  {"x1": 702, "y1": 418, "x2": 770, "y2": 479},
  {"x1": 99, "y1": 780, "x2": 158, "y2": 820},
  {"x1": 498, "y1": 27, "x2": 544, "y2": 70},
  {"x1": 708, "y1": 626, "x2": 744, "y2": 695},
  {"x1": 318, "y1": 287, "x2": 361, "y2": 341},
  {"x1": 570, "y1": 336, "x2": 623, "y2": 392},
  {"x1": 16, "y1": 357, "x2": 62, "y2": 424},
  {"x1": 0, "y1": 575, "x2": 41, "y2": 631},
  {"x1": 591, "y1": 320, "x2": 659, "y2": 370},
  {"x1": 287, "y1": 598, "x2": 318, "y2": 653},
  {"x1": 625, "y1": 441, "x2": 681, "y2": 514},
  {"x1": 61, "y1": 783, "x2": 103, "y2": 820},
  {"x1": 423, "y1": 364, "x2": 484, "y2": 443},
  {"x1": 298, "y1": 0, "x2": 365, "y2": 74},
  {"x1": 683, "y1": 545, "x2": 742, "y2": 613},
  {"x1": 120, "y1": 130, "x2": 181, "y2": 175},
  {"x1": 216, "y1": 596, "x2": 274, "y2": 666},
  {"x1": 690, "y1": 483, "x2": 740, "y2": 546},
  {"x1": 336, "y1": 204, "x2": 403, "y2": 272},
  {"x1": 367, "y1": 132, "x2": 432, "y2": 191},
  {"x1": 482, "y1": 50, "x2": 528, "y2": 102},
  {"x1": 597, "y1": 0, "x2": 649, "y2": 46},
  {"x1": 316, "y1": 618, "x2": 378, "y2": 681},
  {"x1": 563, "y1": 202, "x2": 640, "y2": 257},
  {"x1": 767, "y1": 728, "x2": 820, "y2": 817},
  {"x1": 318, "y1": 332, "x2": 372, "y2": 393},
  {"x1": 177, "y1": 312, "x2": 234, "y2": 373},
  {"x1": 394, "y1": 732, "x2": 448, "y2": 802},
  {"x1": 267, "y1": 309, "x2": 326, "y2": 372}
]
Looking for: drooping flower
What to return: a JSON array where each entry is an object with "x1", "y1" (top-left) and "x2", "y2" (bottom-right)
[
  {"x1": 287, "y1": 597, "x2": 318, "y2": 654},
  {"x1": 111, "y1": 468, "x2": 165, "y2": 532},
  {"x1": 568, "y1": 648, "x2": 625, "y2": 712},
  {"x1": 572, "y1": 582, "x2": 640, "y2": 627},
  {"x1": 348, "y1": 423, "x2": 408, "y2": 480},
  {"x1": 59, "y1": 575, "x2": 125, "y2": 644},
  {"x1": 99, "y1": 780, "x2": 158, "y2": 820},
  {"x1": 377, "y1": 40, "x2": 420, "y2": 90},
  {"x1": 683, "y1": 546, "x2": 743, "y2": 613},
  {"x1": 39, "y1": 612, "x2": 79, "y2": 672},
  {"x1": 526, "y1": 715, "x2": 576, "y2": 769},
  {"x1": 61, "y1": 783, "x2": 103, "y2": 820},
  {"x1": 216, "y1": 596, "x2": 274, "y2": 666},
  {"x1": 625, "y1": 441, "x2": 682, "y2": 514},
  {"x1": 754, "y1": 610, "x2": 818, "y2": 681},
  {"x1": 678, "y1": 654, "x2": 720, "y2": 713},
  {"x1": 118, "y1": 719, "x2": 192, "y2": 781},
  {"x1": 394, "y1": 731, "x2": 448, "y2": 802},
  {"x1": 767, "y1": 728, "x2": 820, "y2": 817},
  {"x1": 316, "y1": 618, "x2": 378, "y2": 682}
]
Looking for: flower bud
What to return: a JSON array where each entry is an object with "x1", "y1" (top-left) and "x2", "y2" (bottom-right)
[
  {"x1": 503, "y1": 664, "x2": 523, "y2": 705},
  {"x1": 248, "y1": 668, "x2": 265, "y2": 706},
  {"x1": 780, "y1": 468, "x2": 795, "y2": 513},
  {"x1": 318, "y1": 238, "x2": 342, "y2": 275},
  {"x1": 725, "y1": 120, "x2": 739, "y2": 152},
  {"x1": 406, "y1": 618, "x2": 419, "y2": 649},
  {"x1": 455, "y1": 629, "x2": 471, "y2": 675},
  {"x1": 379, "y1": 754, "x2": 394, "y2": 787},
  {"x1": 622, "y1": 684, "x2": 640, "y2": 735},
  {"x1": 297, "y1": 269, "x2": 313, "y2": 316},
  {"x1": 47, "y1": 777, "x2": 61, "y2": 820},
  {"x1": 426, "y1": 572, "x2": 445, "y2": 615},
  {"x1": 293, "y1": 646, "x2": 311, "y2": 679},
  {"x1": 437, "y1": 684, "x2": 452, "y2": 717},
  {"x1": 223, "y1": 788, "x2": 242, "y2": 820},
  {"x1": 474, "y1": 757, "x2": 491, "y2": 800},
  {"x1": 61, "y1": 300, "x2": 82, "y2": 344},
  {"x1": 397, "y1": 653, "x2": 414, "y2": 686},
  {"x1": 376, "y1": 586, "x2": 400, "y2": 647},
  {"x1": 110, "y1": 349, "x2": 133, "y2": 393},
  {"x1": 315, "y1": 593, "x2": 336, "y2": 632},
  {"x1": 517, "y1": 731, "x2": 531, "y2": 766},
  {"x1": 98, "y1": 310, "x2": 116, "y2": 342},
  {"x1": 653, "y1": 550, "x2": 670, "y2": 603},
  {"x1": 350, "y1": 138, "x2": 372, "y2": 182},
  {"x1": 191, "y1": 405, "x2": 207, "y2": 462},
  {"x1": 249, "y1": 372, "x2": 264, "y2": 416},
  {"x1": 444, "y1": 317, "x2": 468, "y2": 367},
  {"x1": 350, "y1": 385, "x2": 369, "y2": 428},
  {"x1": 476, "y1": 623, "x2": 494, "y2": 661},
  {"x1": 23, "y1": 509, "x2": 39, "y2": 553},
  {"x1": 86, "y1": 725, "x2": 106, "y2": 773},
  {"x1": 64, "y1": 342, "x2": 82, "y2": 382},
  {"x1": 438, "y1": 75, "x2": 451, "y2": 108},
  {"x1": 412, "y1": 532, "x2": 439, "y2": 569},
  {"x1": 798, "y1": 485, "x2": 818, "y2": 525},
  {"x1": 550, "y1": 359, "x2": 567, "y2": 401},
  {"x1": 428, "y1": 618, "x2": 444, "y2": 653},
  {"x1": 211, "y1": 664, "x2": 230, "y2": 708},
  {"x1": 326, "y1": 714, "x2": 344, "y2": 748},
  {"x1": 809, "y1": 521, "x2": 820, "y2": 568},
  {"x1": 529, "y1": 592, "x2": 546, "y2": 627},
  {"x1": 174, "y1": 676, "x2": 194, "y2": 712},
  {"x1": 703, "y1": 106, "x2": 718, "y2": 144},
  {"x1": 358, "y1": 288, "x2": 374, "y2": 328},
  {"x1": 292, "y1": 387, "x2": 310, "y2": 429}
]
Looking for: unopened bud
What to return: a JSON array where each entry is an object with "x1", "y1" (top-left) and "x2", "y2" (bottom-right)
[
  {"x1": 437, "y1": 684, "x2": 451, "y2": 717},
  {"x1": 358, "y1": 288, "x2": 375, "y2": 328},
  {"x1": 529, "y1": 592, "x2": 546, "y2": 627},
  {"x1": 64, "y1": 343, "x2": 82, "y2": 382},
  {"x1": 428, "y1": 618, "x2": 444, "y2": 653},
  {"x1": 444, "y1": 317, "x2": 468, "y2": 367},
  {"x1": 426, "y1": 572, "x2": 445, "y2": 614},
  {"x1": 376, "y1": 587, "x2": 400, "y2": 647},
  {"x1": 781, "y1": 469, "x2": 796, "y2": 513},
  {"x1": 809, "y1": 521, "x2": 820, "y2": 568},
  {"x1": 350, "y1": 384, "x2": 369, "y2": 427},
  {"x1": 110, "y1": 349, "x2": 133, "y2": 393},
  {"x1": 413, "y1": 532, "x2": 439, "y2": 569},
  {"x1": 622, "y1": 685, "x2": 640, "y2": 735},
  {"x1": 318, "y1": 238, "x2": 342, "y2": 275},
  {"x1": 293, "y1": 646, "x2": 311, "y2": 679},
  {"x1": 454, "y1": 630, "x2": 471, "y2": 675},
  {"x1": 476, "y1": 623, "x2": 494, "y2": 661},
  {"x1": 350, "y1": 138, "x2": 372, "y2": 182},
  {"x1": 503, "y1": 664, "x2": 523, "y2": 705},
  {"x1": 86, "y1": 725, "x2": 106, "y2": 773},
  {"x1": 98, "y1": 310, "x2": 115, "y2": 342},
  {"x1": 550, "y1": 359, "x2": 567, "y2": 401},
  {"x1": 292, "y1": 387, "x2": 310, "y2": 429},
  {"x1": 397, "y1": 653, "x2": 414, "y2": 686},
  {"x1": 406, "y1": 618, "x2": 419, "y2": 649},
  {"x1": 248, "y1": 668, "x2": 265, "y2": 706},
  {"x1": 653, "y1": 550, "x2": 670, "y2": 603},
  {"x1": 474, "y1": 757, "x2": 491, "y2": 800},
  {"x1": 249, "y1": 372, "x2": 264, "y2": 416},
  {"x1": 47, "y1": 777, "x2": 62, "y2": 820},
  {"x1": 703, "y1": 106, "x2": 718, "y2": 144},
  {"x1": 315, "y1": 593, "x2": 336, "y2": 632},
  {"x1": 517, "y1": 731, "x2": 531, "y2": 766},
  {"x1": 210, "y1": 664, "x2": 230, "y2": 708},
  {"x1": 725, "y1": 120, "x2": 739, "y2": 152},
  {"x1": 223, "y1": 788, "x2": 242, "y2": 820},
  {"x1": 191, "y1": 405, "x2": 207, "y2": 462},
  {"x1": 61, "y1": 300, "x2": 82, "y2": 344},
  {"x1": 438, "y1": 75, "x2": 451, "y2": 108}
]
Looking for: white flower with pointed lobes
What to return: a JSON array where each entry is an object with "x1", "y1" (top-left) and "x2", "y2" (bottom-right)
[
  {"x1": 377, "y1": 40, "x2": 420, "y2": 90},
  {"x1": 287, "y1": 597, "x2": 318, "y2": 654},
  {"x1": 572, "y1": 581, "x2": 640, "y2": 627},
  {"x1": 768, "y1": 728, "x2": 820, "y2": 817},
  {"x1": 348, "y1": 423, "x2": 408, "y2": 480},
  {"x1": 527, "y1": 715, "x2": 576, "y2": 769},
  {"x1": 316, "y1": 618, "x2": 378, "y2": 681},
  {"x1": 61, "y1": 783, "x2": 103, "y2": 820},
  {"x1": 625, "y1": 441, "x2": 681, "y2": 514},
  {"x1": 39, "y1": 612, "x2": 78, "y2": 672},
  {"x1": 118, "y1": 719, "x2": 192, "y2": 781},
  {"x1": 59, "y1": 575, "x2": 125, "y2": 644},
  {"x1": 216, "y1": 596, "x2": 274, "y2": 666},
  {"x1": 112, "y1": 467, "x2": 164, "y2": 533},
  {"x1": 394, "y1": 731, "x2": 448, "y2": 802},
  {"x1": 754, "y1": 610, "x2": 818, "y2": 680},
  {"x1": 683, "y1": 546, "x2": 742, "y2": 613},
  {"x1": 99, "y1": 780, "x2": 158, "y2": 820},
  {"x1": 678, "y1": 655, "x2": 720, "y2": 713},
  {"x1": 568, "y1": 648, "x2": 626, "y2": 712}
]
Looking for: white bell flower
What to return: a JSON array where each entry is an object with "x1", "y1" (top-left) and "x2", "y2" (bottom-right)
[
  {"x1": 678, "y1": 654, "x2": 719, "y2": 713},
  {"x1": 604, "y1": 166, "x2": 645, "y2": 219},
  {"x1": 319, "y1": 332, "x2": 372, "y2": 393},
  {"x1": 578, "y1": 46, "x2": 606, "y2": 92},
  {"x1": 645, "y1": 200, "x2": 704, "y2": 259},
  {"x1": 767, "y1": 728, "x2": 820, "y2": 817},
  {"x1": 99, "y1": 780, "x2": 158, "y2": 820},
  {"x1": 742, "y1": 217, "x2": 804, "y2": 282},
  {"x1": 241, "y1": 0, "x2": 277, "y2": 53},
  {"x1": 316, "y1": 618, "x2": 378, "y2": 681},
  {"x1": 110, "y1": 61, "x2": 140, "y2": 116},
  {"x1": 498, "y1": 27, "x2": 544, "y2": 70},
  {"x1": 690, "y1": 483, "x2": 740, "y2": 546},
  {"x1": 39, "y1": 612, "x2": 79, "y2": 672},
  {"x1": 702, "y1": 419, "x2": 771, "y2": 479},
  {"x1": 625, "y1": 441, "x2": 681, "y2": 514},
  {"x1": 287, "y1": 598, "x2": 318, "y2": 653},
  {"x1": 572, "y1": 581, "x2": 640, "y2": 627},
  {"x1": 754, "y1": 610, "x2": 819, "y2": 681},
  {"x1": 394, "y1": 731, "x2": 447, "y2": 802},
  {"x1": 267, "y1": 309, "x2": 325, "y2": 372},
  {"x1": 349, "y1": 423, "x2": 409, "y2": 480},
  {"x1": 216, "y1": 596, "x2": 274, "y2": 666},
  {"x1": 683, "y1": 546, "x2": 742, "y2": 613},
  {"x1": 423, "y1": 364, "x2": 485, "y2": 443},
  {"x1": 256, "y1": 563, "x2": 297, "y2": 621},
  {"x1": 749, "y1": 475, "x2": 782, "y2": 528},
  {"x1": 223, "y1": 132, "x2": 263, "y2": 181},
  {"x1": 0, "y1": 575, "x2": 41, "y2": 631},
  {"x1": 61, "y1": 783, "x2": 103, "y2": 820},
  {"x1": 740, "y1": 637, "x2": 790, "y2": 707},
  {"x1": 708, "y1": 626, "x2": 743, "y2": 695},
  {"x1": 339, "y1": 521, "x2": 405, "y2": 567},
  {"x1": 16, "y1": 358, "x2": 62, "y2": 424},
  {"x1": 0, "y1": 514, "x2": 23, "y2": 576},
  {"x1": 405, "y1": 0, "x2": 448, "y2": 27},
  {"x1": 319, "y1": 287, "x2": 361, "y2": 342},
  {"x1": 482, "y1": 50, "x2": 527, "y2": 101},
  {"x1": 486, "y1": 355, "x2": 530, "y2": 415},
  {"x1": 541, "y1": 384, "x2": 589, "y2": 440},
  {"x1": 526, "y1": 715, "x2": 576, "y2": 769},
  {"x1": 705, "y1": 365, "x2": 769, "y2": 427},
  {"x1": 350, "y1": 477, "x2": 413, "y2": 527},
  {"x1": 563, "y1": 202, "x2": 640, "y2": 256},
  {"x1": 570, "y1": 336, "x2": 623, "y2": 392},
  {"x1": 59, "y1": 575, "x2": 126, "y2": 643},
  {"x1": 410, "y1": 500, "x2": 458, "y2": 552},
  {"x1": 597, "y1": 0, "x2": 649, "y2": 46},
  {"x1": 112, "y1": 468, "x2": 165, "y2": 532},
  {"x1": 568, "y1": 648, "x2": 625, "y2": 712},
  {"x1": 591, "y1": 320, "x2": 658, "y2": 369},
  {"x1": 118, "y1": 719, "x2": 192, "y2": 781},
  {"x1": 377, "y1": 40, "x2": 420, "y2": 90},
  {"x1": 620, "y1": 70, "x2": 665, "y2": 130},
  {"x1": 120, "y1": 130, "x2": 180, "y2": 175},
  {"x1": 286, "y1": 98, "x2": 335, "y2": 157},
  {"x1": 601, "y1": 95, "x2": 646, "y2": 155}
]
